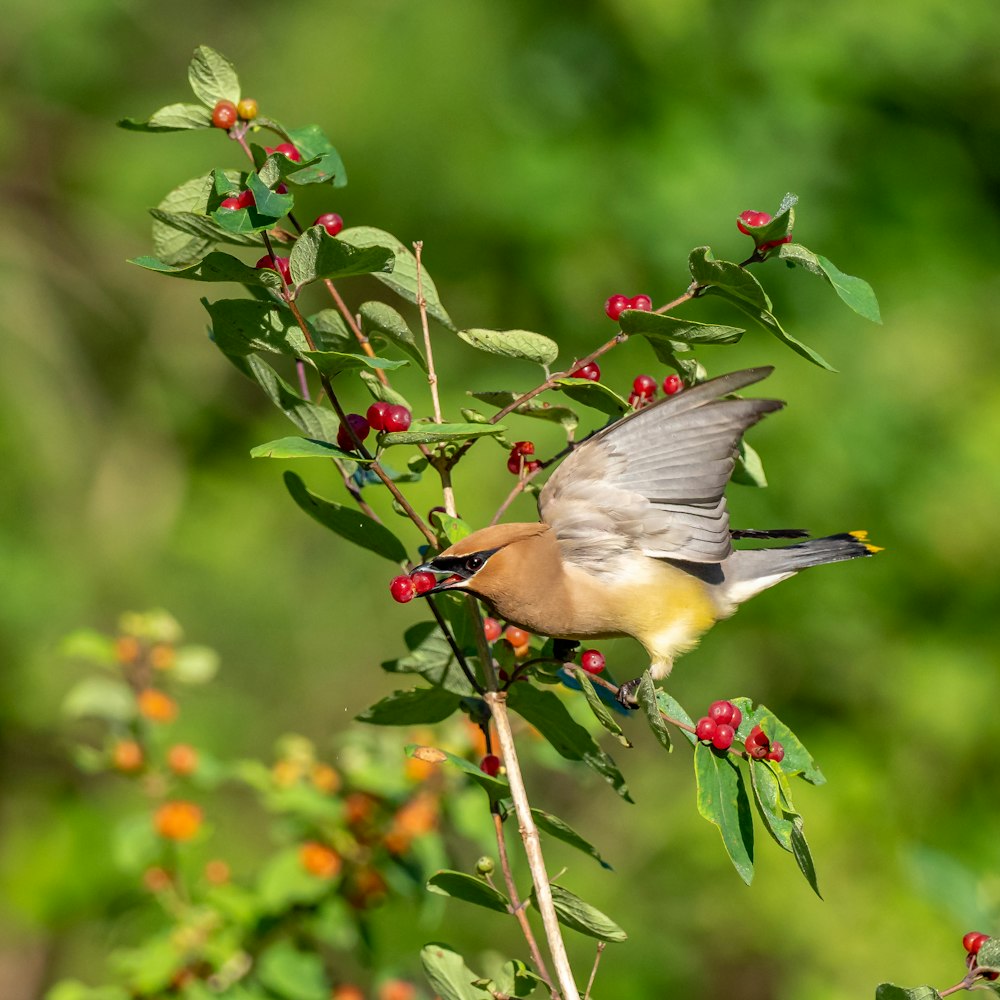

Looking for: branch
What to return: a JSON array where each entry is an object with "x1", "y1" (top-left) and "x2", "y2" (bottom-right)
[{"x1": 322, "y1": 279, "x2": 390, "y2": 387}]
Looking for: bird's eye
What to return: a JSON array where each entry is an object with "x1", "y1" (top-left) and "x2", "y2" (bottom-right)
[{"x1": 466, "y1": 554, "x2": 485, "y2": 572}]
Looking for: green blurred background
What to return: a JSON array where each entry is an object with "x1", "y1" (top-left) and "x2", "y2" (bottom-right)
[{"x1": 2, "y1": 0, "x2": 999, "y2": 997}]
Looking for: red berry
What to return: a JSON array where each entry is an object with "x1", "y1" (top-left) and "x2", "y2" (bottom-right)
[
  {"x1": 604, "y1": 294, "x2": 629, "y2": 321},
  {"x1": 410, "y1": 571, "x2": 437, "y2": 595},
  {"x1": 220, "y1": 197, "x2": 242, "y2": 210},
  {"x1": 480, "y1": 754, "x2": 501, "y2": 776},
  {"x1": 366, "y1": 401, "x2": 390, "y2": 431},
  {"x1": 336, "y1": 413, "x2": 371, "y2": 452},
  {"x1": 712, "y1": 724, "x2": 735, "y2": 751},
  {"x1": 220, "y1": 189, "x2": 254, "y2": 210},
  {"x1": 211, "y1": 100, "x2": 238, "y2": 129},
  {"x1": 708, "y1": 700, "x2": 739, "y2": 727},
  {"x1": 766, "y1": 741, "x2": 785, "y2": 763},
  {"x1": 632, "y1": 374, "x2": 657, "y2": 398},
  {"x1": 389, "y1": 576, "x2": 417, "y2": 603},
  {"x1": 580, "y1": 649, "x2": 605, "y2": 674},
  {"x1": 759, "y1": 234, "x2": 793, "y2": 252},
  {"x1": 524, "y1": 459, "x2": 541, "y2": 474},
  {"x1": 483, "y1": 618, "x2": 502, "y2": 642},
  {"x1": 315, "y1": 212, "x2": 344, "y2": 237},
  {"x1": 507, "y1": 455, "x2": 524, "y2": 475},
  {"x1": 504, "y1": 626, "x2": 530, "y2": 647},
  {"x1": 382, "y1": 405, "x2": 412, "y2": 433},
  {"x1": 571, "y1": 362, "x2": 601, "y2": 382},
  {"x1": 663, "y1": 374, "x2": 683, "y2": 395},
  {"x1": 267, "y1": 142, "x2": 302, "y2": 162},
  {"x1": 628, "y1": 294, "x2": 653, "y2": 312},
  {"x1": 255, "y1": 255, "x2": 292, "y2": 285},
  {"x1": 695, "y1": 717, "x2": 717, "y2": 742},
  {"x1": 737, "y1": 209, "x2": 772, "y2": 235},
  {"x1": 745, "y1": 724, "x2": 770, "y2": 759},
  {"x1": 511, "y1": 441, "x2": 535, "y2": 456},
  {"x1": 964, "y1": 932, "x2": 990, "y2": 955},
  {"x1": 237, "y1": 98, "x2": 258, "y2": 121}
]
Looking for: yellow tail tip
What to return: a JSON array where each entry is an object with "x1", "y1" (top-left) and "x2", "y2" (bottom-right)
[{"x1": 850, "y1": 530, "x2": 883, "y2": 554}]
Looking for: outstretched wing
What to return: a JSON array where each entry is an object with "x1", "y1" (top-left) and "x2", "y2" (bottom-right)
[{"x1": 538, "y1": 368, "x2": 782, "y2": 570}]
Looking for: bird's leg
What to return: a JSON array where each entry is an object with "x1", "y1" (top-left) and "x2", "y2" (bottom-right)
[{"x1": 615, "y1": 677, "x2": 642, "y2": 709}]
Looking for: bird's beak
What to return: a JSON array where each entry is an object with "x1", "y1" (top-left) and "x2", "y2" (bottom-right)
[{"x1": 412, "y1": 561, "x2": 469, "y2": 596}]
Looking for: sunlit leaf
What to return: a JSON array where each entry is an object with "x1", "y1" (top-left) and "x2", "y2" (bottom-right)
[
  {"x1": 426, "y1": 870, "x2": 510, "y2": 913},
  {"x1": 694, "y1": 742, "x2": 754, "y2": 884},
  {"x1": 357, "y1": 687, "x2": 462, "y2": 726},
  {"x1": 188, "y1": 45, "x2": 240, "y2": 107},
  {"x1": 458, "y1": 328, "x2": 558, "y2": 368}
]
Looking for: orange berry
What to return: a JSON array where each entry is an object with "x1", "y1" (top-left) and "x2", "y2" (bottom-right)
[
  {"x1": 167, "y1": 743, "x2": 198, "y2": 776},
  {"x1": 331, "y1": 987, "x2": 365, "y2": 1000},
  {"x1": 345, "y1": 792, "x2": 378, "y2": 828},
  {"x1": 512, "y1": 642, "x2": 531, "y2": 659},
  {"x1": 138, "y1": 689, "x2": 178, "y2": 723},
  {"x1": 149, "y1": 643, "x2": 175, "y2": 670},
  {"x1": 154, "y1": 800, "x2": 203, "y2": 841},
  {"x1": 404, "y1": 755, "x2": 437, "y2": 782},
  {"x1": 379, "y1": 981, "x2": 417, "y2": 1000},
  {"x1": 347, "y1": 867, "x2": 387, "y2": 909},
  {"x1": 112, "y1": 739, "x2": 144, "y2": 773},
  {"x1": 236, "y1": 98, "x2": 258, "y2": 121},
  {"x1": 115, "y1": 635, "x2": 141, "y2": 664},
  {"x1": 204, "y1": 859, "x2": 230, "y2": 885},
  {"x1": 272, "y1": 758, "x2": 304, "y2": 787},
  {"x1": 143, "y1": 866, "x2": 172, "y2": 892},
  {"x1": 504, "y1": 625, "x2": 530, "y2": 647},
  {"x1": 299, "y1": 841, "x2": 342, "y2": 879},
  {"x1": 311, "y1": 763, "x2": 341, "y2": 794}
]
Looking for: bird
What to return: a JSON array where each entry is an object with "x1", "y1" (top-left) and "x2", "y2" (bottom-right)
[{"x1": 415, "y1": 366, "x2": 879, "y2": 704}]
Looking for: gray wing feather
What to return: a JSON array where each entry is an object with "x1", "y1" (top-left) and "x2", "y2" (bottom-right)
[{"x1": 539, "y1": 367, "x2": 782, "y2": 566}]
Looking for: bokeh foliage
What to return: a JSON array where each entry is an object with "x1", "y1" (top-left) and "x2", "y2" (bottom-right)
[{"x1": 1, "y1": 1, "x2": 999, "y2": 998}]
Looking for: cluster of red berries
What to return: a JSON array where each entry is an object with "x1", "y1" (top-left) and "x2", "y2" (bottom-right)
[
  {"x1": 255, "y1": 254, "x2": 292, "y2": 285},
  {"x1": 736, "y1": 209, "x2": 793, "y2": 252},
  {"x1": 604, "y1": 294, "x2": 653, "y2": 321},
  {"x1": 211, "y1": 98, "x2": 258, "y2": 130},
  {"x1": 627, "y1": 373, "x2": 683, "y2": 408},
  {"x1": 964, "y1": 932, "x2": 998, "y2": 978},
  {"x1": 507, "y1": 440, "x2": 541, "y2": 476},
  {"x1": 337, "y1": 404, "x2": 413, "y2": 453},
  {"x1": 388, "y1": 570, "x2": 437, "y2": 604},
  {"x1": 694, "y1": 700, "x2": 785, "y2": 761}
]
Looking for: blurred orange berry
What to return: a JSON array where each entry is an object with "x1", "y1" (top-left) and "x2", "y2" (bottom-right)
[
  {"x1": 299, "y1": 841, "x2": 342, "y2": 879},
  {"x1": 379, "y1": 981, "x2": 418, "y2": 1000},
  {"x1": 138, "y1": 689, "x2": 178, "y2": 723},
  {"x1": 115, "y1": 635, "x2": 141, "y2": 664},
  {"x1": 150, "y1": 643, "x2": 176, "y2": 670},
  {"x1": 112, "y1": 739, "x2": 144, "y2": 772},
  {"x1": 331, "y1": 987, "x2": 365, "y2": 1000},
  {"x1": 204, "y1": 859, "x2": 230, "y2": 885},
  {"x1": 311, "y1": 763, "x2": 341, "y2": 794},
  {"x1": 143, "y1": 866, "x2": 172, "y2": 892},
  {"x1": 404, "y1": 755, "x2": 437, "y2": 782},
  {"x1": 272, "y1": 759, "x2": 304, "y2": 787},
  {"x1": 504, "y1": 625, "x2": 530, "y2": 647},
  {"x1": 167, "y1": 743, "x2": 198, "y2": 776},
  {"x1": 154, "y1": 800, "x2": 202, "y2": 841},
  {"x1": 347, "y1": 867, "x2": 387, "y2": 909},
  {"x1": 345, "y1": 792, "x2": 378, "y2": 828},
  {"x1": 512, "y1": 642, "x2": 531, "y2": 659}
]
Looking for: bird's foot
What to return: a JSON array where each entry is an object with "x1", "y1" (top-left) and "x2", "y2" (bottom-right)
[{"x1": 616, "y1": 676, "x2": 642, "y2": 710}]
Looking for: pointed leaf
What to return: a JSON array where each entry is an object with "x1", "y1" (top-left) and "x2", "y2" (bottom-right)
[
  {"x1": 302, "y1": 349, "x2": 407, "y2": 377},
  {"x1": 149, "y1": 208, "x2": 264, "y2": 249},
  {"x1": 188, "y1": 46, "x2": 240, "y2": 107},
  {"x1": 506, "y1": 684, "x2": 632, "y2": 801},
  {"x1": 469, "y1": 391, "x2": 579, "y2": 433},
  {"x1": 421, "y1": 943, "x2": 493, "y2": 1000},
  {"x1": 360, "y1": 301, "x2": 428, "y2": 371},
  {"x1": 571, "y1": 667, "x2": 631, "y2": 747},
  {"x1": 360, "y1": 369, "x2": 413, "y2": 409},
  {"x1": 746, "y1": 704, "x2": 825, "y2": 784},
  {"x1": 655, "y1": 689, "x2": 697, "y2": 746},
  {"x1": 338, "y1": 227, "x2": 454, "y2": 328},
  {"x1": 458, "y1": 328, "x2": 558, "y2": 368},
  {"x1": 636, "y1": 672, "x2": 672, "y2": 753},
  {"x1": 732, "y1": 440, "x2": 767, "y2": 487},
  {"x1": 380, "y1": 423, "x2": 507, "y2": 446},
  {"x1": 531, "y1": 807, "x2": 613, "y2": 870},
  {"x1": 689, "y1": 246, "x2": 771, "y2": 310},
  {"x1": 242, "y1": 356, "x2": 342, "y2": 443},
  {"x1": 426, "y1": 871, "x2": 510, "y2": 913},
  {"x1": 289, "y1": 225, "x2": 395, "y2": 287},
  {"x1": 384, "y1": 624, "x2": 477, "y2": 697},
  {"x1": 619, "y1": 310, "x2": 745, "y2": 345},
  {"x1": 151, "y1": 173, "x2": 221, "y2": 264},
  {"x1": 536, "y1": 883, "x2": 627, "y2": 943},
  {"x1": 284, "y1": 471, "x2": 408, "y2": 562},
  {"x1": 285, "y1": 124, "x2": 348, "y2": 187},
  {"x1": 816, "y1": 254, "x2": 882, "y2": 323},
  {"x1": 406, "y1": 745, "x2": 510, "y2": 801},
  {"x1": 250, "y1": 436, "x2": 360, "y2": 461},
  {"x1": 552, "y1": 378, "x2": 628, "y2": 416},
  {"x1": 203, "y1": 298, "x2": 309, "y2": 356},
  {"x1": 130, "y1": 251, "x2": 265, "y2": 284},
  {"x1": 694, "y1": 742, "x2": 755, "y2": 884},
  {"x1": 357, "y1": 687, "x2": 461, "y2": 726},
  {"x1": 117, "y1": 103, "x2": 213, "y2": 132},
  {"x1": 790, "y1": 817, "x2": 822, "y2": 898},
  {"x1": 246, "y1": 170, "x2": 295, "y2": 220}
]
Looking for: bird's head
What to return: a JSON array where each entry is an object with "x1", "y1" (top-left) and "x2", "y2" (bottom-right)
[{"x1": 414, "y1": 522, "x2": 551, "y2": 600}]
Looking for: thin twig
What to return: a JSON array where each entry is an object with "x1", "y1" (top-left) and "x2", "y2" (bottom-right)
[
  {"x1": 491, "y1": 808, "x2": 557, "y2": 997},
  {"x1": 489, "y1": 464, "x2": 544, "y2": 526},
  {"x1": 426, "y1": 597, "x2": 485, "y2": 697},
  {"x1": 653, "y1": 287, "x2": 697, "y2": 315},
  {"x1": 486, "y1": 690, "x2": 581, "y2": 1000},
  {"x1": 414, "y1": 242, "x2": 443, "y2": 424},
  {"x1": 322, "y1": 278, "x2": 390, "y2": 386},
  {"x1": 583, "y1": 942, "x2": 605, "y2": 1000}
]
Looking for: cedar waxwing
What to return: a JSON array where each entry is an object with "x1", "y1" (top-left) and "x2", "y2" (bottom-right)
[{"x1": 417, "y1": 367, "x2": 879, "y2": 703}]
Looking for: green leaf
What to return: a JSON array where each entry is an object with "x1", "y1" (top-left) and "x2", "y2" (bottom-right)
[
  {"x1": 406, "y1": 744, "x2": 510, "y2": 800},
  {"x1": 62, "y1": 676, "x2": 135, "y2": 722},
  {"x1": 746, "y1": 704, "x2": 825, "y2": 785},
  {"x1": 360, "y1": 301, "x2": 428, "y2": 371},
  {"x1": 874, "y1": 986, "x2": 943, "y2": 1000},
  {"x1": 689, "y1": 246, "x2": 771, "y2": 310},
  {"x1": 552, "y1": 377, "x2": 629, "y2": 416},
  {"x1": 357, "y1": 687, "x2": 462, "y2": 726},
  {"x1": 385, "y1": 623, "x2": 477, "y2": 697},
  {"x1": 257, "y1": 846, "x2": 334, "y2": 912},
  {"x1": 655, "y1": 689, "x2": 697, "y2": 746},
  {"x1": 151, "y1": 174, "x2": 218, "y2": 264},
  {"x1": 778, "y1": 245, "x2": 882, "y2": 323},
  {"x1": 284, "y1": 471, "x2": 409, "y2": 563},
  {"x1": 430, "y1": 512, "x2": 472, "y2": 545},
  {"x1": 117, "y1": 103, "x2": 213, "y2": 132},
  {"x1": 458, "y1": 328, "x2": 558, "y2": 368},
  {"x1": 149, "y1": 208, "x2": 264, "y2": 251},
  {"x1": 172, "y1": 645, "x2": 220, "y2": 685},
  {"x1": 421, "y1": 943, "x2": 493, "y2": 1000},
  {"x1": 239, "y1": 355, "x2": 341, "y2": 441},
  {"x1": 790, "y1": 817, "x2": 821, "y2": 898},
  {"x1": 307, "y1": 308, "x2": 355, "y2": 350},
  {"x1": 506, "y1": 684, "x2": 632, "y2": 801},
  {"x1": 60, "y1": 628, "x2": 117, "y2": 665},
  {"x1": 380, "y1": 423, "x2": 507, "y2": 446},
  {"x1": 203, "y1": 298, "x2": 309, "y2": 356},
  {"x1": 188, "y1": 45, "x2": 240, "y2": 107},
  {"x1": 256, "y1": 941, "x2": 328, "y2": 1000},
  {"x1": 493, "y1": 960, "x2": 542, "y2": 998},
  {"x1": 245, "y1": 170, "x2": 295, "y2": 220},
  {"x1": 338, "y1": 227, "x2": 454, "y2": 328},
  {"x1": 469, "y1": 391, "x2": 579, "y2": 433},
  {"x1": 531, "y1": 807, "x2": 613, "y2": 869},
  {"x1": 572, "y1": 667, "x2": 631, "y2": 747},
  {"x1": 619, "y1": 310, "x2": 745, "y2": 345},
  {"x1": 285, "y1": 124, "x2": 348, "y2": 187},
  {"x1": 360, "y1": 369, "x2": 412, "y2": 409},
  {"x1": 302, "y1": 349, "x2": 406, "y2": 378},
  {"x1": 130, "y1": 252, "x2": 265, "y2": 285},
  {"x1": 732, "y1": 440, "x2": 767, "y2": 487},
  {"x1": 636, "y1": 672, "x2": 671, "y2": 753},
  {"x1": 538, "y1": 883, "x2": 627, "y2": 942},
  {"x1": 250, "y1": 436, "x2": 356, "y2": 461},
  {"x1": 289, "y1": 225, "x2": 395, "y2": 287},
  {"x1": 426, "y1": 870, "x2": 510, "y2": 913},
  {"x1": 694, "y1": 742, "x2": 754, "y2": 884},
  {"x1": 45, "y1": 981, "x2": 131, "y2": 1000}
]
